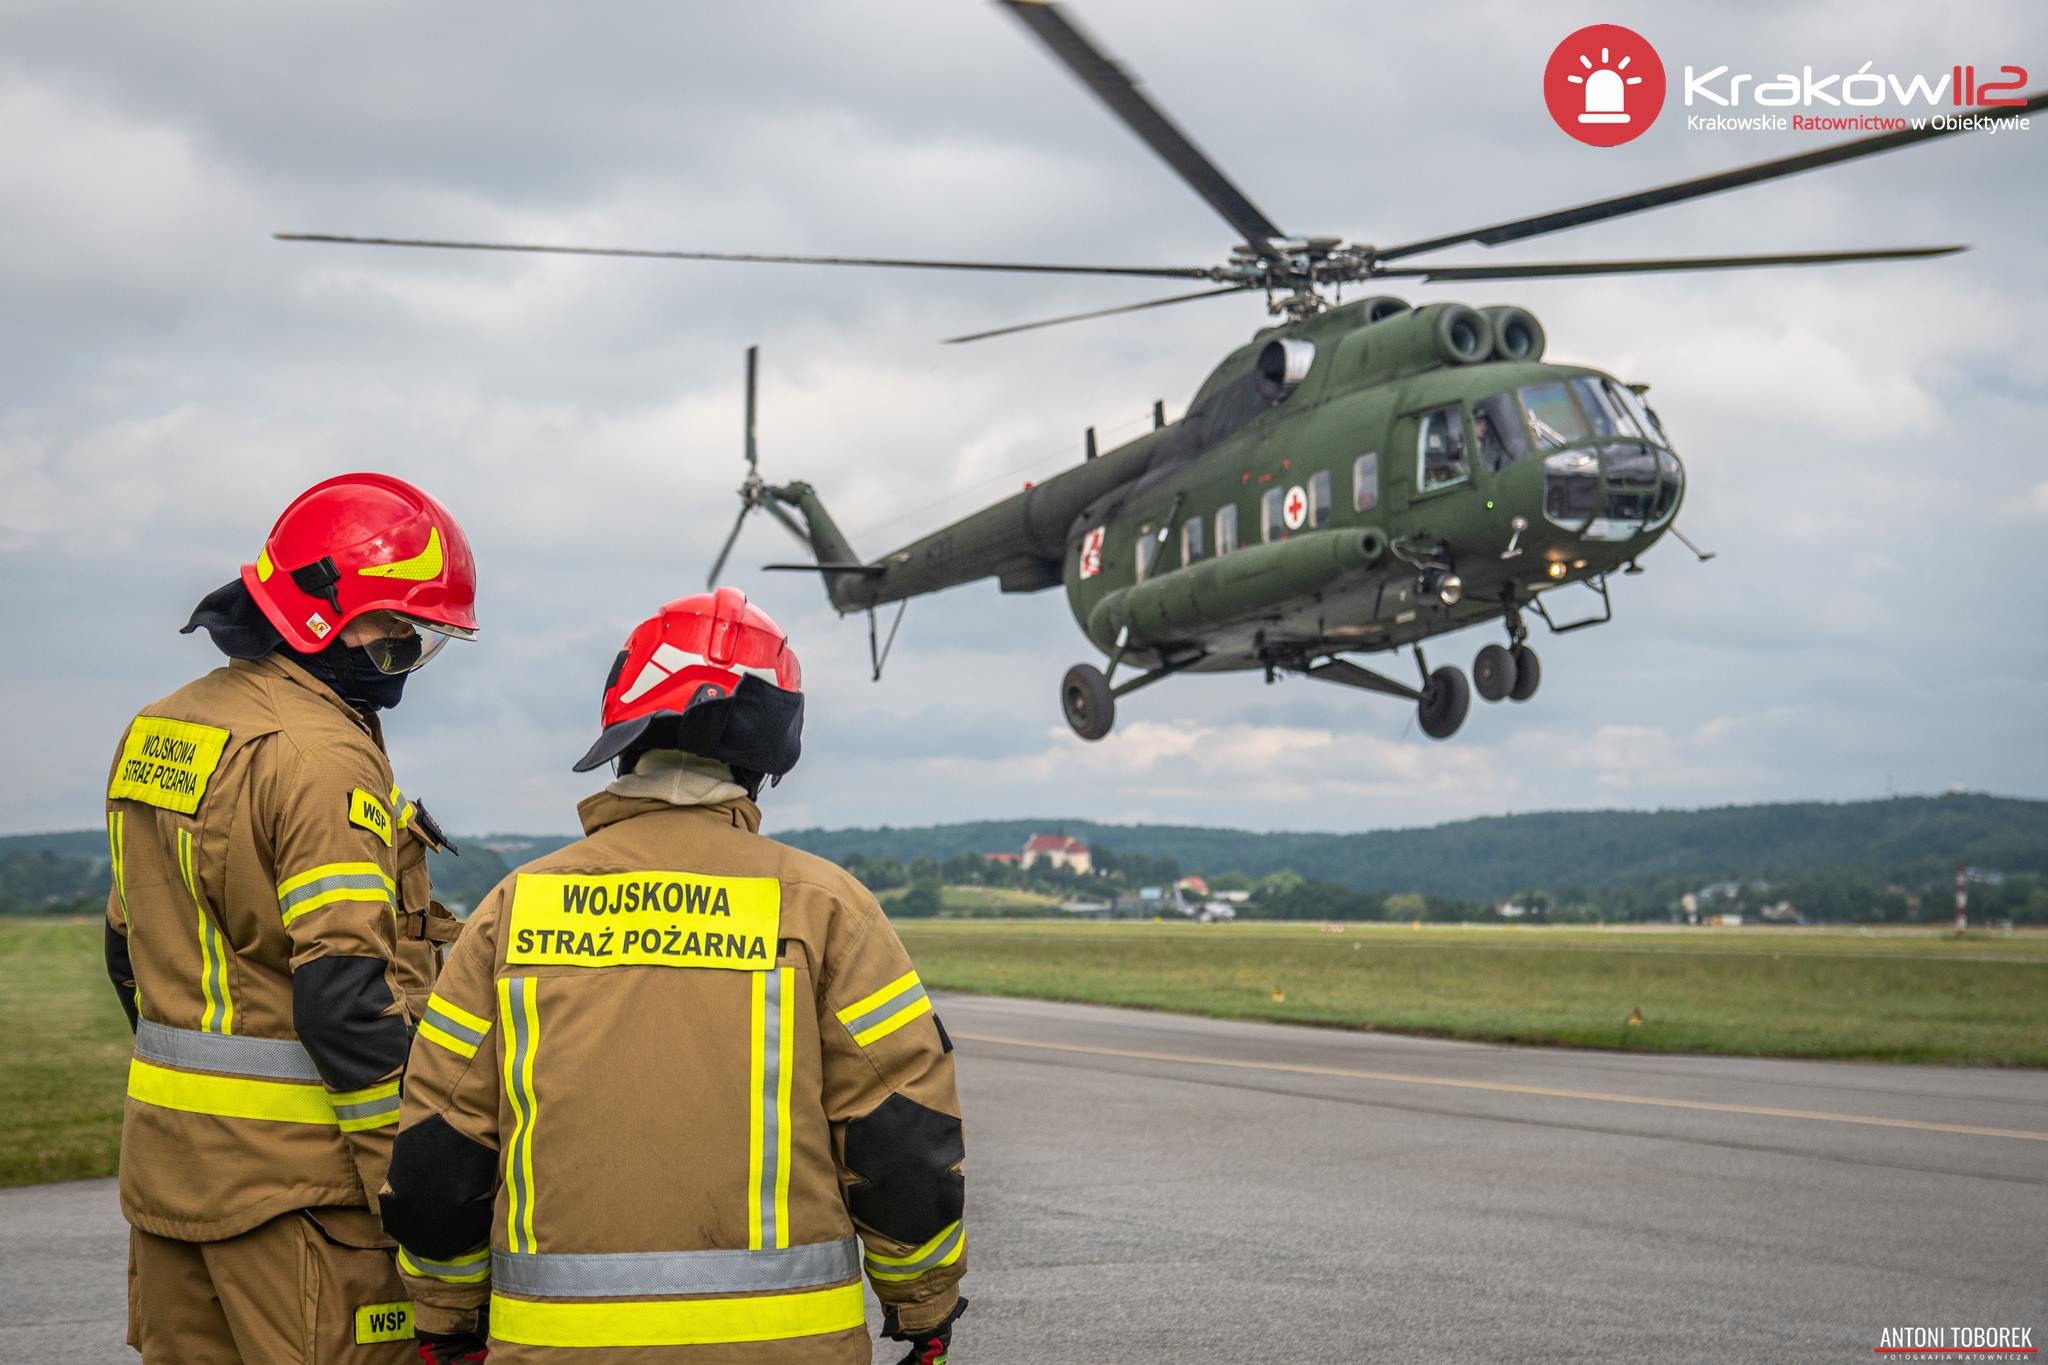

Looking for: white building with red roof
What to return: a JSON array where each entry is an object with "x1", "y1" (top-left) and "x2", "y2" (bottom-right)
[{"x1": 1021, "y1": 834, "x2": 1092, "y2": 875}]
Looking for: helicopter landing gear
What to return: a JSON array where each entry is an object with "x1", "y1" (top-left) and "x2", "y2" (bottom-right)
[
  {"x1": 1417, "y1": 666, "x2": 1471, "y2": 740},
  {"x1": 1061, "y1": 663, "x2": 1115, "y2": 741},
  {"x1": 1509, "y1": 644, "x2": 1541, "y2": 702},
  {"x1": 1472, "y1": 644, "x2": 1516, "y2": 703}
]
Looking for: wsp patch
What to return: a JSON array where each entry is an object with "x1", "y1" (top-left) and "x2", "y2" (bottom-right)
[
  {"x1": 353, "y1": 1299, "x2": 413, "y2": 1343},
  {"x1": 348, "y1": 787, "x2": 393, "y2": 847}
]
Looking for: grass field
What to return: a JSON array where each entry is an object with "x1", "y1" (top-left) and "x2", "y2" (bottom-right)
[
  {"x1": 0, "y1": 920, "x2": 132, "y2": 1186},
  {"x1": 895, "y1": 919, "x2": 2048, "y2": 1067},
  {"x1": 7, "y1": 916, "x2": 2045, "y2": 1190}
]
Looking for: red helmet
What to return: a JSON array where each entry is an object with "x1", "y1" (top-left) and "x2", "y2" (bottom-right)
[
  {"x1": 243, "y1": 473, "x2": 479, "y2": 658},
  {"x1": 573, "y1": 587, "x2": 804, "y2": 777}
]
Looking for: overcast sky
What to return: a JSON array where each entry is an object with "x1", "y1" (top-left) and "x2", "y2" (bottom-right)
[{"x1": 4, "y1": 0, "x2": 2044, "y2": 839}]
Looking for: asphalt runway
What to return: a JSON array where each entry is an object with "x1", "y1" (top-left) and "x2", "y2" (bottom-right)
[{"x1": 6, "y1": 994, "x2": 2044, "y2": 1363}]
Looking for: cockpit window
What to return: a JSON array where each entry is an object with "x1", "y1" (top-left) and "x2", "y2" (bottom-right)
[
  {"x1": 1609, "y1": 382, "x2": 1670, "y2": 448},
  {"x1": 1473, "y1": 392, "x2": 1529, "y2": 470},
  {"x1": 1519, "y1": 381, "x2": 1589, "y2": 450},
  {"x1": 1570, "y1": 377, "x2": 1642, "y2": 439},
  {"x1": 1416, "y1": 405, "x2": 1468, "y2": 491}
]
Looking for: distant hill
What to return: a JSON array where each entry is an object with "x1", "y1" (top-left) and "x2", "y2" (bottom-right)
[
  {"x1": 772, "y1": 794, "x2": 2048, "y2": 900},
  {"x1": 5, "y1": 793, "x2": 2041, "y2": 916}
]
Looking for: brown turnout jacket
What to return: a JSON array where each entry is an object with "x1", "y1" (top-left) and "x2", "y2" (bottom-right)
[
  {"x1": 104, "y1": 652, "x2": 440, "y2": 1241},
  {"x1": 383, "y1": 792, "x2": 966, "y2": 1361}
]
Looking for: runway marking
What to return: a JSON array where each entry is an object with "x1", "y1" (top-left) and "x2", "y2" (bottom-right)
[{"x1": 954, "y1": 1033, "x2": 2048, "y2": 1143}]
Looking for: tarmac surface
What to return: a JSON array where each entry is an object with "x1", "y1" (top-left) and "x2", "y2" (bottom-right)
[{"x1": 5, "y1": 993, "x2": 2044, "y2": 1364}]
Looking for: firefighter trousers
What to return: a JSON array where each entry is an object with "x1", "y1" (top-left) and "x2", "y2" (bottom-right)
[{"x1": 129, "y1": 1206, "x2": 415, "y2": 1364}]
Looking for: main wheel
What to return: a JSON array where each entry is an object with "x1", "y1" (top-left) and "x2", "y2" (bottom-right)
[
  {"x1": 1472, "y1": 643, "x2": 1517, "y2": 702},
  {"x1": 1061, "y1": 664, "x2": 1115, "y2": 741},
  {"x1": 1508, "y1": 644, "x2": 1542, "y2": 702},
  {"x1": 1417, "y1": 665, "x2": 1470, "y2": 740}
]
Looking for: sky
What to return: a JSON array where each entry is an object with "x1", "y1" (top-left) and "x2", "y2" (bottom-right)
[{"x1": 3, "y1": 0, "x2": 2044, "y2": 839}]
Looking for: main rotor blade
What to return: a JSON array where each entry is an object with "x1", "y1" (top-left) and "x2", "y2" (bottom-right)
[
  {"x1": 943, "y1": 284, "x2": 1256, "y2": 344},
  {"x1": 1374, "y1": 88, "x2": 2048, "y2": 262},
  {"x1": 274, "y1": 233, "x2": 1220, "y2": 281},
  {"x1": 996, "y1": 1, "x2": 1285, "y2": 259},
  {"x1": 1371, "y1": 245, "x2": 1964, "y2": 282},
  {"x1": 744, "y1": 345, "x2": 759, "y2": 471},
  {"x1": 707, "y1": 504, "x2": 752, "y2": 588}
]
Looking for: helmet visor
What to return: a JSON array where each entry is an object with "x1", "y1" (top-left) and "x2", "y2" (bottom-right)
[{"x1": 357, "y1": 615, "x2": 459, "y2": 674}]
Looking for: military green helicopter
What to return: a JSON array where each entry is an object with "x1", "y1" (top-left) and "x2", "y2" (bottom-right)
[{"x1": 279, "y1": 2, "x2": 2045, "y2": 741}]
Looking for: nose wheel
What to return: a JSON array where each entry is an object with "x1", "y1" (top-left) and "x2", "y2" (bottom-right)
[
  {"x1": 1061, "y1": 663, "x2": 1115, "y2": 741},
  {"x1": 1473, "y1": 644, "x2": 1516, "y2": 702},
  {"x1": 1509, "y1": 644, "x2": 1541, "y2": 702}
]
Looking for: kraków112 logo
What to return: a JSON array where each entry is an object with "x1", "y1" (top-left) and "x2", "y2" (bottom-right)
[{"x1": 1544, "y1": 24, "x2": 1667, "y2": 146}]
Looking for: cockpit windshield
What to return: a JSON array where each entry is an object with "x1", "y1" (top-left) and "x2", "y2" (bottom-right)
[
  {"x1": 1528, "y1": 375, "x2": 1684, "y2": 541},
  {"x1": 1571, "y1": 377, "x2": 1640, "y2": 438},
  {"x1": 1519, "y1": 381, "x2": 1590, "y2": 450}
]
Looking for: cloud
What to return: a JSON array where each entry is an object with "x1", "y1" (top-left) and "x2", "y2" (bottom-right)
[{"x1": 3, "y1": 0, "x2": 2046, "y2": 838}]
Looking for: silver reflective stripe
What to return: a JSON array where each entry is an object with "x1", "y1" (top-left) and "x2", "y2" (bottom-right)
[
  {"x1": 422, "y1": 1003, "x2": 487, "y2": 1048},
  {"x1": 841, "y1": 979, "x2": 928, "y2": 1038},
  {"x1": 758, "y1": 968, "x2": 783, "y2": 1249},
  {"x1": 199, "y1": 908, "x2": 229, "y2": 1034},
  {"x1": 134, "y1": 1018, "x2": 323, "y2": 1081},
  {"x1": 332, "y1": 1091, "x2": 400, "y2": 1124},
  {"x1": 277, "y1": 872, "x2": 391, "y2": 915},
  {"x1": 492, "y1": 1237, "x2": 860, "y2": 1298},
  {"x1": 866, "y1": 1222, "x2": 964, "y2": 1277}
]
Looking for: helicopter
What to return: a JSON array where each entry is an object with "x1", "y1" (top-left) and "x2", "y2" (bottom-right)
[{"x1": 279, "y1": 2, "x2": 2046, "y2": 742}]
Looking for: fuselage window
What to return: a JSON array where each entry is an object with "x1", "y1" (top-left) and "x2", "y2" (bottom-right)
[
  {"x1": 1416, "y1": 405, "x2": 1468, "y2": 491},
  {"x1": 1519, "y1": 381, "x2": 1591, "y2": 450},
  {"x1": 1135, "y1": 531, "x2": 1159, "y2": 582},
  {"x1": 1261, "y1": 486, "x2": 1286, "y2": 542},
  {"x1": 1308, "y1": 470, "x2": 1332, "y2": 528},
  {"x1": 1182, "y1": 515, "x2": 1205, "y2": 564},
  {"x1": 1473, "y1": 392, "x2": 1530, "y2": 471},
  {"x1": 1216, "y1": 503, "x2": 1238, "y2": 556},
  {"x1": 1353, "y1": 452, "x2": 1378, "y2": 511}
]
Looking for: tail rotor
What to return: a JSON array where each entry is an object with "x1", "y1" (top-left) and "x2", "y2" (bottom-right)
[{"x1": 706, "y1": 345, "x2": 807, "y2": 586}]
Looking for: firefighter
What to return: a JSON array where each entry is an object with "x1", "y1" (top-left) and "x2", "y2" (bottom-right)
[
  {"x1": 104, "y1": 472, "x2": 479, "y2": 1362},
  {"x1": 382, "y1": 587, "x2": 968, "y2": 1364}
]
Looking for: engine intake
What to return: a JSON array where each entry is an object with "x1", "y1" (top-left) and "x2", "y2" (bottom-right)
[{"x1": 1483, "y1": 306, "x2": 1546, "y2": 362}]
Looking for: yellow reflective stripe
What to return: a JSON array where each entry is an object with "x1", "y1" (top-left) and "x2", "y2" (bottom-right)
[
  {"x1": 399, "y1": 1246, "x2": 491, "y2": 1284},
  {"x1": 399, "y1": 802, "x2": 415, "y2": 830},
  {"x1": 747, "y1": 966, "x2": 797, "y2": 1251},
  {"x1": 127, "y1": 1057, "x2": 335, "y2": 1125},
  {"x1": 489, "y1": 1283, "x2": 866, "y2": 1349},
  {"x1": 747, "y1": 971, "x2": 766, "y2": 1251},
  {"x1": 281, "y1": 888, "x2": 392, "y2": 926},
  {"x1": 277, "y1": 861, "x2": 393, "y2": 897},
  {"x1": 427, "y1": 993, "x2": 491, "y2": 1036},
  {"x1": 180, "y1": 830, "x2": 234, "y2": 1035},
  {"x1": 835, "y1": 970, "x2": 920, "y2": 1026},
  {"x1": 501, "y1": 977, "x2": 541, "y2": 1255},
  {"x1": 863, "y1": 1221, "x2": 965, "y2": 1282},
  {"x1": 852, "y1": 994, "x2": 930, "y2": 1048},
  {"x1": 276, "y1": 862, "x2": 396, "y2": 927},
  {"x1": 106, "y1": 812, "x2": 129, "y2": 928},
  {"x1": 774, "y1": 967, "x2": 794, "y2": 1246},
  {"x1": 417, "y1": 1019, "x2": 478, "y2": 1060},
  {"x1": 331, "y1": 1079, "x2": 401, "y2": 1132}
]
